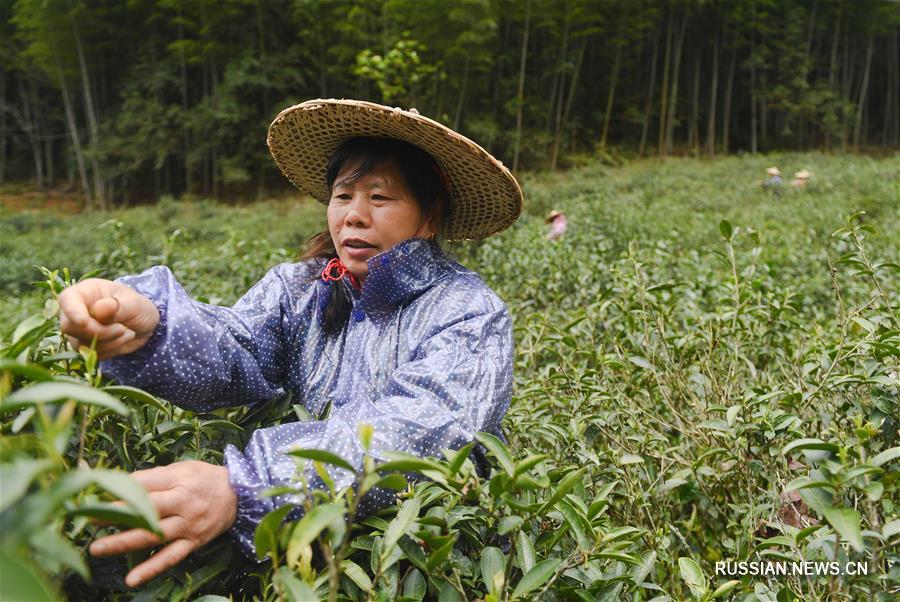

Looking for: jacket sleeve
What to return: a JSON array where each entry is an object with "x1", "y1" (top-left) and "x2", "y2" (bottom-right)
[
  {"x1": 100, "y1": 264, "x2": 302, "y2": 411},
  {"x1": 223, "y1": 294, "x2": 513, "y2": 556}
]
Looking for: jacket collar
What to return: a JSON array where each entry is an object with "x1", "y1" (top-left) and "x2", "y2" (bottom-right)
[{"x1": 352, "y1": 238, "x2": 450, "y2": 313}]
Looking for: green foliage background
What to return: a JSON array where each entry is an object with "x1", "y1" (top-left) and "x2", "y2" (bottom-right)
[
  {"x1": 1, "y1": 153, "x2": 899, "y2": 600},
  {"x1": 2, "y1": 0, "x2": 899, "y2": 204}
]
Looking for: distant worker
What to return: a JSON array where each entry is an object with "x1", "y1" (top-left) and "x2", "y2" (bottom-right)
[
  {"x1": 791, "y1": 169, "x2": 811, "y2": 188},
  {"x1": 763, "y1": 166, "x2": 783, "y2": 197},
  {"x1": 546, "y1": 209, "x2": 568, "y2": 240}
]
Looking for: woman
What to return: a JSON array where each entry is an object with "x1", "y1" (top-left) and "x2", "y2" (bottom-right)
[{"x1": 59, "y1": 99, "x2": 523, "y2": 587}]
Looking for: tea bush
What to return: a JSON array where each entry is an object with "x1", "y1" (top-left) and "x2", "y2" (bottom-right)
[{"x1": 1, "y1": 153, "x2": 898, "y2": 601}]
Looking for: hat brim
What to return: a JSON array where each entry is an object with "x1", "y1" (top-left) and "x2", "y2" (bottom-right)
[{"x1": 267, "y1": 99, "x2": 524, "y2": 240}]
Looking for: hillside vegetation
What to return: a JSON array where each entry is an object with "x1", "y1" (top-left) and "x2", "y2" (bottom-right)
[{"x1": 1, "y1": 153, "x2": 898, "y2": 601}]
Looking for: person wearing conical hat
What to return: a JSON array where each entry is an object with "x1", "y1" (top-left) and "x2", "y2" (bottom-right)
[
  {"x1": 546, "y1": 209, "x2": 568, "y2": 240},
  {"x1": 763, "y1": 166, "x2": 783, "y2": 196},
  {"x1": 791, "y1": 169, "x2": 811, "y2": 188},
  {"x1": 58, "y1": 99, "x2": 523, "y2": 583}
]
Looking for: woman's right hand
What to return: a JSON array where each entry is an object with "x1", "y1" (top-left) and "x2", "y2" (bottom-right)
[{"x1": 59, "y1": 278, "x2": 160, "y2": 360}]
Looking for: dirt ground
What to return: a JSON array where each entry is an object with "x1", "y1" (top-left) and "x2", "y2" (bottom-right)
[{"x1": 0, "y1": 189, "x2": 85, "y2": 215}]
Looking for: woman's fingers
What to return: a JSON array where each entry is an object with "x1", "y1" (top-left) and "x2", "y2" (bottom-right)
[
  {"x1": 129, "y1": 465, "x2": 184, "y2": 491},
  {"x1": 125, "y1": 538, "x2": 195, "y2": 588},
  {"x1": 94, "y1": 329, "x2": 137, "y2": 359},
  {"x1": 89, "y1": 515, "x2": 179, "y2": 556},
  {"x1": 60, "y1": 311, "x2": 129, "y2": 345},
  {"x1": 91, "y1": 296, "x2": 121, "y2": 324}
]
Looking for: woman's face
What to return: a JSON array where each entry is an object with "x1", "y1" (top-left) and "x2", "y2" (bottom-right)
[{"x1": 327, "y1": 159, "x2": 436, "y2": 283}]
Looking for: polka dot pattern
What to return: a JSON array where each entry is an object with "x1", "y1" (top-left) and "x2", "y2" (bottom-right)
[{"x1": 101, "y1": 238, "x2": 514, "y2": 558}]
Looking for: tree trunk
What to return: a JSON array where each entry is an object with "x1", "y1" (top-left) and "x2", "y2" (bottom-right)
[
  {"x1": 804, "y1": 0, "x2": 818, "y2": 62},
  {"x1": 211, "y1": 62, "x2": 220, "y2": 199},
  {"x1": 639, "y1": 22, "x2": 660, "y2": 157},
  {"x1": 893, "y1": 26, "x2": 899, "y2": 147},
  {"x1": 70, "y1": 8, "x2": 106, "y2": 209},
  {"x1": 178, "y1": 12, "x2": 192, "y2": 195},
  {"x1": 512, "y1": 0, "x2": 531, "y2": 173},
  {"x1": 826, "y1": 6, "x2": 841, "y2": 149},
  {"x1": 750, "y1": 17, "x2": 758, "y2": 154},
  {"x1": 688, "y1": 48, "x2": 700, "y2": 155},
  {"x1": 20, "y1": 76, "x2": 44, "y2": 188},
  {"x1": 43, "y1": 123, "x2": 54, "y2": 187},
  {"x1": 657, "y1": 6, "x2": 674, "y2": 156},
  {"x1": 600, "y1": 41, "x2": 622, "y2": 150},
  {"x1": 706, "y1": 30, "x2": 720, "y2": 157},
  {"x1": 853, "y1": 32, "x2": 874, "y2": 148},
  {"x1": 256, "y1": 0, "x2": 268, "y2": 199},
  {"x1": 452, "y1": 53, "x2": 470, "y2": 132},
  {"x1": 722, "y1": 51, "x2": 736, "y2": 154},
  {"x1": 0, "y1": 71, "x2": 6, "y2": 184},
  {"x1": 840, "y1": 28, "x2": 850, "y2": 151},
  {"x1": 558, "y1": 38, "x2": 586, "y2": 155},
  {"x1": 56, "y1": 55, "x2": 92, "y2": 209},
  {"x1": 665, "y1": 12, "x2": 687, "y2": 155},
  {"x1": 549, "y1": 4, "x2": 570, "y2": 171}
]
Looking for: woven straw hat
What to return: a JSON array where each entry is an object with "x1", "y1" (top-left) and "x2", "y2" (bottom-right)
[
  {"x1": 545, "y1": 209, "x2": 565, "y2": 223},
  {"x1": 794, "y1": 169, "x2": 811, "y2": 179},
  {"x1": 766, "y1": 166, "x2": 781, "y2": 176},
  {"x1": 267, "y1": 99, "x2": 524, "y2": 240}
]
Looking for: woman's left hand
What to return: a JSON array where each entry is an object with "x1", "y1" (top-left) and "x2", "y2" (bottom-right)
[{"x1": 89, "y1": 461, "x2": 237, "y2": 588}]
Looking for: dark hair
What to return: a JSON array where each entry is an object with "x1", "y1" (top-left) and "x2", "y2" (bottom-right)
[{"x1": 300, "y1": 137, "x2": 451, "y2": 332}]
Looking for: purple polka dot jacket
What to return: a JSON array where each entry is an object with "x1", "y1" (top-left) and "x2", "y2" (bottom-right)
[{"x1": 101, "y1": 238, "x2": 513, "y2": 556}]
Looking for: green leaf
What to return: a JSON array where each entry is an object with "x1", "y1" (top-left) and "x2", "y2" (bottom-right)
[
  {"x1": 711, "y1": 580, "x2": 740, "y2": 598},
  {"x1": 398, "y1": 535, "x2": 429, "y2": 573},
  {"x1": 513, "y1": 453, "x2": 548, "y2": 476},
  {"x1": 782, "y1": 438, "x2": 839, "y2": 455},
  {"x1": 273, "y1": 566, "x2": 318, "y2": 600},
  {"x1": 437, "y1": 580, "x2": 463, "y2": 602},
  {"x1": 512, "y1": 557, "x2": 561, "y2": 598},
  {"x1": 498, "y1": 515, "x2": 525, "y2": 535},
  {"x1": 719, "y1": 219, "x2": 733, "y2": 240},
  {"x1": 678, "y1": 557, "x2": 708, "y2": 600},
  {"x1": 254, "y1": 504, "x2": 295, "y2": 561},
  {"x1": 871, "y1": 446, "x2": 900, "y2": 467},
  {"x1": 68, "y1": 502, "x2": 156, "y2": 531},
  {"x1": 102, "y1": 385, "x2": 168, "y2": 411},
  {"x1": 2, "y1": 382, "x2": 128, "y2": 416},
  {"x1": 726, "y1": 405, "x2": 741, "y2": 426},
  {"x1": 382, "y1": 497, "x2": 421, "y2": 560},
  {"x1": 342, "y1": 559, "x2": 372, "y2": 593},
  {"x1": 378, "y1": 453, "x2": 450, "y2": 476},
  {"x1": 0, "y1": 459, "x2": 54, "y2": 512},
  {"x1": 863, "y1": 482, "x2": 883, "y2": 502},
  {"x1": 401, "y1": 568, "x2": 426, "y2": 601},
  {"x1": 40, "y1": 469, "x2": 161, "y2": 535},
  {"x1": 882, "y1": 520, "x2": 900, "y2": 539},
  {"x1": 287, "y1": 448, "x2": 355, "y2": 472},
  {"x1": 822, "y1": 506, "x2": 864, "y2": 552},
  {"x1": 475, "y1": 432, "x2": 515, "y2": 476},
  {"x1": 287, "y1": 503, "x2": 343, "y2": 565},
  {"x1": 445, "y1": 442, "x2": 475, "y2": 476},
  {"x1": 631, "y1": 551, "x2": 656, "y2": 584},
  {"x1": 427, "y1": 538, "x2": 455, "y2": 572},
  {"x1": 29, "y1": 529, "x2": 89, "y2": 580},
  {"x1": 0, "y1": 359, "x2": 54, "y2": 382},
  {"x1": 0, "y1": 548, "x2": 58, "y2": 602},
  {"x1": 628, "y1": 356, "x2": 652, "y2": 370},
  {"x1": 556, "y1": 498, "x2": 593, "y2": 550},
  {"x1": 516, "y1": 530, "x2": 536, "y2": 573},
  {"x1": 480, "y1": 546, "x2": 506, "y2": 595},
  {"x1": 539, "y1": 467, "x2": 586, "y2": 512}
]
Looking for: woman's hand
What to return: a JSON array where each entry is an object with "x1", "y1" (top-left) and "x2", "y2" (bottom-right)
[
  {"x1": 59, "y1": 278, "x2": 160, "y2": 359},
  {"x1": 89, "y1": 461, "x2": 237, "y2": 588}
]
